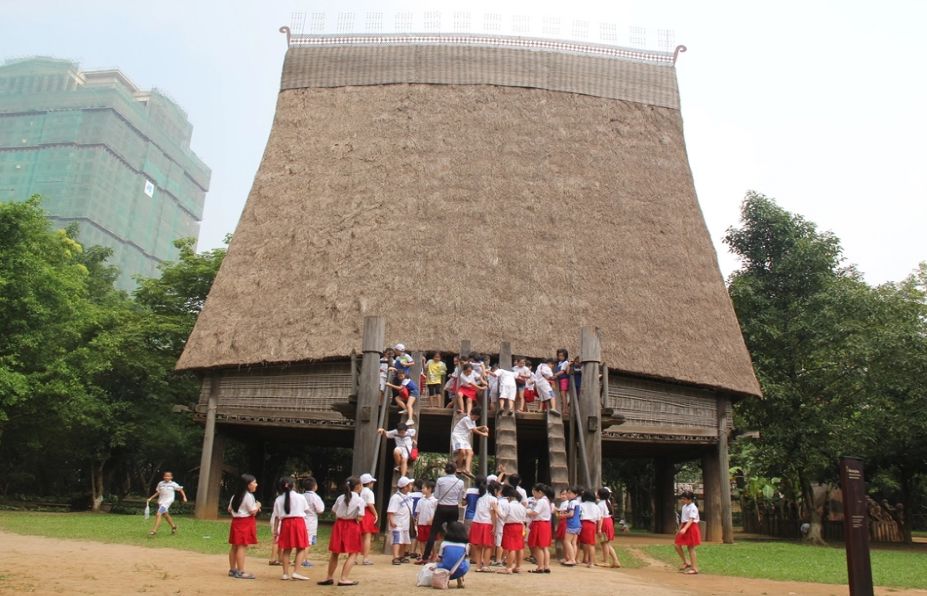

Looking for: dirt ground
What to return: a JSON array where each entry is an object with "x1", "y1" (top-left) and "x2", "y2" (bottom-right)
[{"x1": 1, "y1": 531, "x2": 924, "y2": 596}]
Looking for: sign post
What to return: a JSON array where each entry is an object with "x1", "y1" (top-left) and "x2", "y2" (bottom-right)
[{"x1": 839, "y1": 456, "x2": 873, "y2": 596}]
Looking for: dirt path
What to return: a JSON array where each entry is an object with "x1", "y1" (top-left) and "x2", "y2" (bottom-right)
[{"x1": 0, "y1": 531, "x2": 923, "y2": 596}]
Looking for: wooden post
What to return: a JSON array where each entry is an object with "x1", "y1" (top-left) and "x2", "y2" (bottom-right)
[
  {"x1": 655, "y1": 457, "x2": 676, "y2": 534},
  {"x1": 702, "y1": 446, "x2": 723, "y2": 542},
  {"x1": 479, "y1": 347, "x2": 488, "y2": 478},
  {"x1": 195, "y1": 375, "x2": 221, "y2": 520},
  {"x1": 840, "y1": 456, "x2": 874, "y2": 596},
  {"x1": 579, "y1": 326, "x2": 602, "y2": 489},
  {"x1": 499, "y1": 342, "x2": 512, "y2": 370},
  {"x1": 569, "y1": 377, "x2": 592, "y2": 489},
  {"x1": 718, "y1": 398, "x2": 734, "y2": 544},
  {"x1": 352, "y1": 316, "x2": 385, "y2": 476}
]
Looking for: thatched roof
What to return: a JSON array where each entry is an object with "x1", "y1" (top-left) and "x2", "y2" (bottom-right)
[{"x1": 177, "y1": 36, "x2": 761, "y2": 398}]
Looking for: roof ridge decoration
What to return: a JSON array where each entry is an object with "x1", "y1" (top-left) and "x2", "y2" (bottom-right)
[{"x1": 278, "y1": 28, "x2": 687, "y2": 66}]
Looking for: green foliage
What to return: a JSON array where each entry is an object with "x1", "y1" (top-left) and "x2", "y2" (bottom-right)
[
  {"x1": 644, "y1": 541, "x2": 927, "y2": 588},
  {"x1": 0, "y1": 196, "x2": 226, "y2": 502}
]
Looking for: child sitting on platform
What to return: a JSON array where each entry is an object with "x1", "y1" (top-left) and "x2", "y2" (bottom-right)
[
  {"x1": 456, "y1": 363, "x2": 485, "y2": 416},
  {"x1": 377, "y1": 422, "x2": 417, "y2": 478}
]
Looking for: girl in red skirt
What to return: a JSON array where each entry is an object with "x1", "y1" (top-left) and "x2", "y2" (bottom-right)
[
  {"x1": 319, "y1": 476, "x2": 365, "y2": 586},
  {"x1": 273, "y1": 477, "x2": 310, "y2": 580},
  {"x1": 456, "y1": 363, "x2": 485, "y2": 416},
  {"x1": 227, "y1": 473, "x2": 260, "y2": 579},
  {"x1": 674, "y1": 490, "x2": 701, "y2": 575},
  {"x1": 358, "y1": 473, "x2": 378, "y2": 565},
  {"x1": 526, "y1": 483, "x2": 554, "y2": 573},
  {"x1": 499, "y1": 485, "x2": 527, "y2": 574},
  {"x1": 596, "y1": 488, "x2": 621, "y2": 567},
  {"x1": 468, "y1": 478, "x2": 498, "y2": 571},
  {"x1": 577, "y1": 490, "x2": 602, "y2": 568}
]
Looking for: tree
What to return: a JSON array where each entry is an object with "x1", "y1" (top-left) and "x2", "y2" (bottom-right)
[{"x1": 725, "y1": 192, "x2": 875, "y2": 544}]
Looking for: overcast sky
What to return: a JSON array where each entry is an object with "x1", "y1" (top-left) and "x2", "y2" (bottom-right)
[{"x1": 2, "y1": 0, "x2": 924, "y2": 284}]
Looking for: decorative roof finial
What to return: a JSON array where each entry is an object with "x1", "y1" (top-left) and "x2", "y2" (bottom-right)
[
  {"x1": 279, "y1": 26, "x2": 292, "y2": 46},
  {"x1": 673, "y1": 44, "x2": 687, "y2": 65}
]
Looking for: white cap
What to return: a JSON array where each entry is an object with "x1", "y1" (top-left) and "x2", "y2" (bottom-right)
[
  {"x1": 394, "y1": 343, "x2": 406, "y2": 352},
  {"x1": 397, "y1": 476, "x2": 414, "y2": 488},
  {"x1": 486, "y1": 474, "x2": 498, "y2": 483},
  {"x1": 360, "y1": 473, "x2": 376, "y2": 484}
]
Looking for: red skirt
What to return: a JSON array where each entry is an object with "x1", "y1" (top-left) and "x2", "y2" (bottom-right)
[
  {"x1": 558, "y1": 378, "x2": 569, "y2": 392},
  {"x1": 228, "y1": 516, "x2": 257, "y2": 545},
  {"x1": 579, "y1": 520, "x2": 597, "y2": 545},
  {"x1": 360, "y1": 509, "x2": 378, "y2": 534},
  {"x1": 674, "y1": 522, "x2": 702, "y2": 546},
  {"x1": 555, "y1": 518, "x2": 566, "y2": 540},
  {"x1": 501, "y1": 523, "x2": 524, "y2": 551},
  {"x1": 524, "y1": 388, "x2": 536, "y2": 403},
  {"x1": 469, "y1": 522, "x2": 494, "y2": 547},
  {"x1": 601, "y1": 516, "x2": 615, "y2": 541},
  {"x1": 330, "y1": 518, "x2": 363, "y2": 553},
  {"x1": 527, "y1": 520, "x2": 552, "y2": 548},
  {"x1": 278, "y1": 516, "x2": 309, "y2": 550},
  {"x1": 459, "y1": 386, "x2": 478, "y2": 401},
  {"x1": 417, "y1": 524, "x2": 432, "y2": 540}
]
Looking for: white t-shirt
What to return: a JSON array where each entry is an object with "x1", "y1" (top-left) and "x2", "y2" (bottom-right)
[
  {"x1": 473, "y1": 493, "x2": 496, "y2": 524},
  {"x1": 579, "y1": 500, "x2": 602, "y2": 522},
  {"x1": 416, "y1": 495, "x2": 437, "y2": 525},
  {"x1": 495, "y1": 497, "x2": 510, "y2": 530},
  {"x1": 597, "y1": 500, "x2": 611, "y2": 518},
  {"x1": 558, "y1": 499, "x2": 570, "y2": 517},
  {"x1": 386, "y1": 428, "x2": 416, "y2": 453},
  {"x1": 435, "y1": 475, "x2": 465, "y2": 506},
  {"x1": 387, "y1": 491, "x2": 414, "y2": 528},
  {"x1": 452, "y1": 416, "x2": 476, "y2": 446},
  {"x1": 505, "y1": 500, "x2": 527, "y2": 524},
  {"x1": 332, "y1": 493, "x2": 365, "y2": 519},
  {"x1": 304, "y1": 491, "x2": 325, "y2": 523},
  {"x1": 273, "y1": 491, "x2": 309, "y2": 519},
  {"x1": 681, "y1": 502, "x2": 700, "y2": 523},
  {"x1": 534, "y1": 363, "x2": 554, "y2": 389},
  {"x1": 459, "y1": 371, "x2": 480, "y2": 387},
  {"x1": 531, "y1": 496, "x2": 552, "y2": 521},
  {"x1": 513, "y1": 365, "x2": 531, "y2": 383},
  {"x1": 492, "y1": 368, "x2": 518, "y2": 387},
  {"x1": 155, "y1": 480, "x2": 183, "y2": 507},
  {"x1": 361, "y1": 486, "x2": 376, "y2": 507},
  {"x1": 515, "y1": 486, "x2": 528, "y2": 503},
  {"x1": 229, "y1": 492, "x2": 257, "y2": 518}
]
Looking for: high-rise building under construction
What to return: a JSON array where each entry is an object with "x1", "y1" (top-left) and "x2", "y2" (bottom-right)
[{"x1": 0, "y1": 57, "x2": 210, "y2": 290}]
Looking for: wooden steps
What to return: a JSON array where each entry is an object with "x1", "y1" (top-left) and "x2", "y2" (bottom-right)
[
  {"x1": 494, "y1": 411, "x2": 519, "y2": 475},
  {"x1": 546, "y1": 410, "x2": 570, "y2": 494}
]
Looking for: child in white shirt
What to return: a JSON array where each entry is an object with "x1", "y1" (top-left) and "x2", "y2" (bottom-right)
[{"x1": 146, "y1": 471, "x2": 187, "y2": 536}]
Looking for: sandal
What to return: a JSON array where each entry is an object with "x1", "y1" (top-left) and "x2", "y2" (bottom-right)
[
  {"x1": 317, "y1": 579, "x2": 334, "y2": 585},
  {"x1": 337, "y1": 580, "x2": 359, "y2": 586},
  {"x1": 234, "y1": 572, "x2": 256, "y2": 579},
  {"x1": 685, "y1": 569, "x2": 699, "y2": 575},
  {"x1": 170, "y1": 527, "x2": 177, "y2": 535},
  {"x1": 268, "y1": 560, "x2": 282, "y2": 566},
  {"x1": 679, "y1": 563, "x2": 691, "y2": 572},
  {"x1": 528, "y1": 569, "x2": 545, "y2": 574},
  {"x1": 392, "y1": 558, "x2": 403, "y2": 565}
]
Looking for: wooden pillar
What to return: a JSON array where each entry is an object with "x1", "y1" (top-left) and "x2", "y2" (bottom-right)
[
  {"x1": 655, "y1": 457, "x2": 676, "y2": 534},
  {"x1": 579, "y1": 326, "x2": 602, "y2": 489},
  {"x1": 499, "y1": 341, "x2": 512, "y2": 370},
  {"x1": 702, "y1": 446, "x2": 723, "y2": 542},
  {"x1": 195, "y1": 375, "x2": 221, "y2": 520},
  {"x1": 718, "y1": 398, "x2": 734, "y2": 544},
  {"x1": 352, "y1": 316, "x2": 385, "y2": 476}
]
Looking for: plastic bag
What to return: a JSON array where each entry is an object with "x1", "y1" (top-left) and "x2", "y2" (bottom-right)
[
  {"x1": 416, "y1": 562, "x2": 436, "y2": 587},
  {"x1": 431, "y1": 568, "x2": 451, "y2": 590},
  {"x1": 144, "y1": 502, "x2": 150, "y2": 520}
]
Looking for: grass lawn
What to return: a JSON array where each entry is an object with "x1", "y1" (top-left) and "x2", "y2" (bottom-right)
[
  {"x1": 0, "y1": 511, "x2": 331, "y2": 560},
  {"x1": 645, "y1": 540, "x2": 927, "y2": 589}
]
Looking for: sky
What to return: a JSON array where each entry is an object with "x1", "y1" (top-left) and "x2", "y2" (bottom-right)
[{"x1": 2, "y1": 0, "x2": 924, "y2": 284}]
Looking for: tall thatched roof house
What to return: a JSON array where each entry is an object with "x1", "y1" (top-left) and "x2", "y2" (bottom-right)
[{"x1": 182, "y1": 33, "x2": 758, "y2": 542}]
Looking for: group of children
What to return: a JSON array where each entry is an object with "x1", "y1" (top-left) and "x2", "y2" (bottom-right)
[{"x1": 381, "y1": 344, "x2": 586, "y2": 422}]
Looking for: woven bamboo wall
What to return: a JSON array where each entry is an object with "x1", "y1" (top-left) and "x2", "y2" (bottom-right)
[{"x1": 606, "y1": 374, "x2": 719, "y2": 436}]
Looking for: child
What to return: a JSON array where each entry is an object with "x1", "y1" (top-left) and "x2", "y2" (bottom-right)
[
  {"x1": 492, "y1": 480, "x2": 507, "y2": 567},
  {"x1": 554, "y1": 349, "x2": 571, "y2": 406},
  {"x1": 426, "y1": 352, "x2": 447, "y2": 408},
  {"x1": 272, "y1": 477, "x2": 310, "y2": 580},
  {"x1": 146, "y1": 471, "x2": 187, "y2": 536},
  {"x1": 596, "y1": 487, "x2": 621, "y2": 568},
  {"x1": 319, "y1": 476, "x2": 365, "y2": 586},
  {"x1": 393, "y1": 343, "x2": 414, "y2": 376},
  {"x1": 359, "y1": 473, "x2": 378, "y2": 565},
  {"x1": 451, "y1": 407, "x2": 490, "y2": 478},
  {"x1": 268, "y1": 485, "x2": 283, "y2": 566},
  {"x1": 437, "y1": 521, "x2": 471, "y2": 588},
  {"x1": 456, "y1": 363, "x2": 485, "y2": 416},
  {"x1": 512, "y1": 358, "x2": 530, "y2": 412},
  {"x1": 557, "y1": 487, "x2": 581, "y2": 566},
  {"x1": 499, "y1": 485, "x2": 527, "y2": 574},
  {"x1": 227, "y1": 473, "x2": 260, "y2": 579},
  {"x1": 377, "y1": 422, "x2": 417, "y2": 477},
  {"x1": 526, "y1": 483, "x2": 553, "y2": 573},
  {"x1": 469, "y1": 478, "x2": 497, "y2": 571},
  {"x1": 674, "y1": 490, "x2": 701, "y2": 575},
  {"x1": 303, "y1": 477, "x2": 326, "y2": 567},
  {"x1": 414, "y1": 480, "x2": 437, "y2": 559},
  {"x1": 578, "y1": 489, "x2": 603, "y2": 568},
  {"x1": 534, "y1": 358, "x2": 558, "y2": 414},
  {"x1": 490, "y1": 364, "x2": 519, "y2": 416},
  {"x1": 571, "y1": 356, "x2": 583, "y2": 396},
  {"x1": 463, "y1": 475, "x2": 483, "y2": 531},
  {"x1": 385, "y1": 370, "x2": 419, "y2": 423},
  {"x1": 379, "y1": 347, "x2": 395, "y2": 403},
  {"x1": 388, "y1": 476, "x2": 416, "y2": 564}
]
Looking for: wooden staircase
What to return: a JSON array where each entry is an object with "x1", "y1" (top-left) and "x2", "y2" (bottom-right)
[
  {"x1": 546, "y1": 411, "x2": 570, "y2": 494},
  {"x1": 494, "y1": 411, "x2": 519, "y2": 475}
]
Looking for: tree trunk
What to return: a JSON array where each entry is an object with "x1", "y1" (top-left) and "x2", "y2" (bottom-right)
[
  {"x1": 800, "y1": 476, "x2": 826, "y2": 545},
  {"x1": 900, "y1": 469, "x2": 914, "y2": 545},
  {"x1": 90, "y1": 459, "x2": 106, "y2": 512}
]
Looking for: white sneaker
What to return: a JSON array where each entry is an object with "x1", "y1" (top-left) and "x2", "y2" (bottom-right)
[
  {"x1": 291, "y1": 573, "x2": 310, "y2": 581},
  {"x1": 406, "y1": 419, "x2": 415, "y2": 426},
  {"x1": 281, "y1": 574, "x2": 291, "y2": 581}
]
